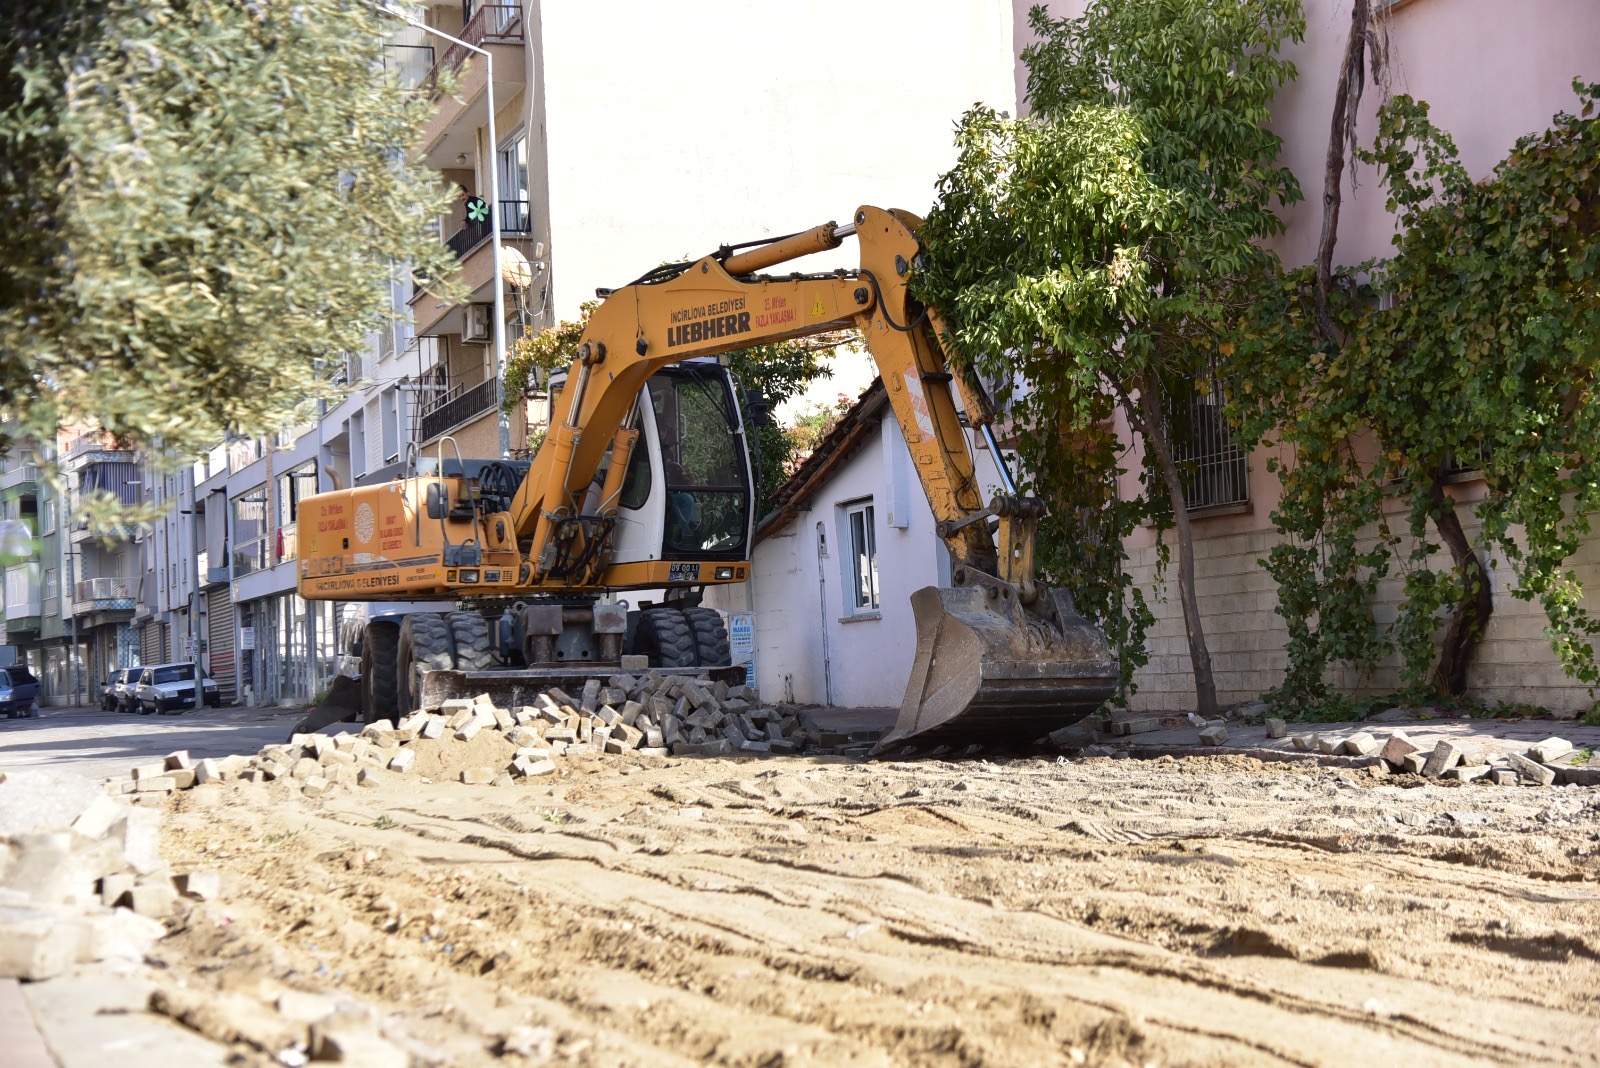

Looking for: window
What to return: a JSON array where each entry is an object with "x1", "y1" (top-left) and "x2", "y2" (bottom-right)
[
  {"x1": 39, "y1": 498, "x2": 54, "y2": 535},
  {"x1": 231, "y1": 489, "x2": 268, "y2": 578},
  {"x1": 648, "y1": 371, "x2": 750, "y2": 559},
  {"x1": 1168, "y1": 367, "x2": 1248, "y2": 512},
  {"x1": 842, "y1": 500, "x2": 880, "y2": 613},
  {"x1": 497, "y1": 129, "x2": 530, "y2": 233},
  {"x1": 278, "y1": 462, "x2": 316, "y2": 529},
  {"x1": 42, "y1": 567, "x2": 57, "y2": 615},
  {"x1": 381, "y1": 387, "x2": 400, "y2": 464}
]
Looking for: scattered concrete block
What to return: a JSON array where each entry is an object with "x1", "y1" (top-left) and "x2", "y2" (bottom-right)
[
  {"x1": 301, "y1": 776, "x2": 331, "y2": 798},
  {"x1": 310, "y1": 1020, "x2": 409, "y2": 1068},
  {"x1": 163, "y1": 751, "x2": 193, "y2": 771},
  {"x1": 1315, "y1": 735, "x2": 1343, "y2": 755},
  {"x1": 459, "y1": 768, "x2": 494, "y2": 786},
  {"x1": 1506, "y1": 751, "x2": 1556, "y2": 786},
  {"x1": 277, "y1": 989, "x2": 339, "y2": 1024},
  {"x1": 454, "y1": 719, "x2": 483, "y2": 742},
  {"x1": 175, "y1": 872, "x2": 221, "y2": 901},
  {"x1": 318, "y1": 748, "x2": 357, "y2": 767},
  {"x1": 70, "y1": 795, "x2": 128, "y2": 840},
  {"x1": 620, "y1": 654, "x2": 649, "y2": 672},
  {"x1": 81, "y1": 906, "x2": 165, "y2": 964},
  {"x1": 1378, "y1": 734, "x2": 1417, "y2": 767},
  {"x1": 1111, "y1": 716, "x2": 1163, "y2": 737},
  {"x1": 130, "y1": 763, "x2": 167, "y2": 781},
  {"x1": 1343, "y1": 732, "x2": 1380, "y2": 757},
  {"x1": 0, "y1": 904, "x2": 81, "y2": 979},
  {"x1": 490, "y1": 772, "x2": 514, "y2": 789},
  {"x1": 127, "y1": 881, "x2": 179, "y2": 919},
  {"x1": 1527, "y1": 737, "x2": 1574, "y2": 765},
  {"x1": 1561, "y1": 766, "x2": 1600, "y2": 786},
  {"x1": 1422, "y1": 741, "x2": 1461, "y2": 778},
  {"x1": 1443, "y1": 764, "x2": 1491, "y2": 783},
  {"x1": 1265, "y1": 718, "x2": 1287, "y2": 739},
  {"x1": 1490, "y1": 768, "x2": 1520, "y2": 786},
  {"x1": 1290, "y1": 735, "x2": 1312, "y2": 751},
  {"x1": 387, "y1": 750, "x2": 416, "y2": 774},
  {"x1": 491, "y1": 706, "x2": 515, "y2": 731},
  {"x1": 99, "y1": 871, "x2": 135, "y2": 908},
  {"x1": 192, "y1": 758, "x2": 224, "y2": 786},
  {"x1": 1401, "y1": 752, "x2": 1429, "y2": 775}
]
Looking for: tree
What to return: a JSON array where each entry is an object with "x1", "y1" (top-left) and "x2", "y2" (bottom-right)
[
  {"x1": 915, "y1": 0, "x2": 1305, "y2": 714},
  {"x1": 1237, "y1": 84, "x2": 1600, "y2": 709},
  {"x1": 0, "y1": 0, "x2": 452, "y2": 470}
]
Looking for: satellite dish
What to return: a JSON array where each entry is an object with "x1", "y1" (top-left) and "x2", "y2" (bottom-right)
[{"x1": 501, "y1": 246, "x2": 533, "y2": 289}]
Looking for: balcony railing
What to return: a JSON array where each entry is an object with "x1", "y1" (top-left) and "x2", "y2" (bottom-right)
[
  {"x1": 0, "y1": 463, "x2": 39, "y2": 491},
  {"x1": 424, "y1": 5, "x2": 524, "y2": 88},
  {"x1": 443, "y1": 200, "x2": 532, "y2": 259},
  {"x1": 421, "y1": 379, "x2": 499, "y2": 442},
  {"x1": 76, "y1": 577, "x2": 132, "y2": 602}
]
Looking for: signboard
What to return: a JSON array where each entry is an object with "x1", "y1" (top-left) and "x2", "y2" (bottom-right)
[
  {"x1": 239, "y1": 626, "x2": 256, "y2": 651},
  {"x1": 728, "y1": 612, "x2": 756, "y2": 692},
  {"x1": 183, "y1": 636, "x2": 197, "y2": 660}
]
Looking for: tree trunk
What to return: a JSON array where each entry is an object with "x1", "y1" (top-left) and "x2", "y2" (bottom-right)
[
  {"x1": 1428, "y1": 472, "x2": 1492, "y2": 697},
  {"x1": 1136, "y1": 376, "x2": 1219, "y2": 718}
]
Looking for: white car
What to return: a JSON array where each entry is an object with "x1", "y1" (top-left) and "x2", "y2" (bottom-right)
[{"x1": 134, "y1": 663, "x2": 221, "y2": 715}]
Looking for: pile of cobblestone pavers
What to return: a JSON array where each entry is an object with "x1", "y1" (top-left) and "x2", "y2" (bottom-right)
[
  {"x1": 1278, "y1": 722, "x2": 1599, "y2": 786},
  {"x1": 107, "y1": 673, "x2": 799, "y2": 800},
  {"x1": 0, "y1": 768, "x2": 209, "y2": 980}
]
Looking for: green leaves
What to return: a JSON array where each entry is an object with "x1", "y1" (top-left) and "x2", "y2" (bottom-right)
[
  {"x1": 917, "y1": 0, "x2": 1304, "y2": 700},
  {"x1": 0, "y1": 0, "x2": 454, "y2": 463},
  {"x1": 1244, "y1": 81, "x2": 1600, "y2": 708}
]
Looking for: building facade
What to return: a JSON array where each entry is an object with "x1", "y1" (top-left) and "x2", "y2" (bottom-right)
[{"x1": 1016, "y1": 0, "x2": 1600, "y2": 712}]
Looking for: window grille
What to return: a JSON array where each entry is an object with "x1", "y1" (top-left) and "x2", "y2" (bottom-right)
[{"x1": 1168, "y1": 369, "x2": 1248, "y2": 511}]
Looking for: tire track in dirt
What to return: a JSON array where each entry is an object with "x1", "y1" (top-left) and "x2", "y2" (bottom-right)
[{"x1": 152, "y1": 753, "x2": 1600, "y2": 1065}]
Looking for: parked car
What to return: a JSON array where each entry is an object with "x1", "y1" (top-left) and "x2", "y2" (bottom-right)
[
  {"x1": 102, "y1": 666, "x2": 142, "y2": 713},
  {"x1": 134, "y1": 663, "x2": 221, "y2": 715},
  {"x1": 0, "y1": 665, "x2": 41, "y2": 719}
]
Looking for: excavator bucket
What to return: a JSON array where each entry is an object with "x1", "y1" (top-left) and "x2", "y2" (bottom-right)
[{"x1": 872, "y1": 584, "x2": 1117, "y2": 755}]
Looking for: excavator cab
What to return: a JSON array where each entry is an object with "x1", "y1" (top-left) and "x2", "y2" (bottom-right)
[{"x1": 603, "y1": 363, "x2": 756, "y2": 574}]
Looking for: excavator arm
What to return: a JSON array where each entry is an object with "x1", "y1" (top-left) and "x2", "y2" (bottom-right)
[{"x1": 514, "y1": 206, "x2": 1115, "y2": 750}]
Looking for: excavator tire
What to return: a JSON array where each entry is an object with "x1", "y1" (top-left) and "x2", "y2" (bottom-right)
[
  {"x1": 682, "y1": 607, "x2": 731, "y2": 667},
  {"x1": 360, "y1": 621, "x2": 400, "y2": 724},
  {"x1": 396, "y1": 613, "x2": 455, "y2": 717},
  {"x1": 633, "y1": 607, "x2": 697, "y2": 669},
  {"x1": 447, "y1": 611, "x2": 497, "y2": 671}
]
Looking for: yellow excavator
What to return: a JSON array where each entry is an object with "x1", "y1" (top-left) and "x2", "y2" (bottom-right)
[{"x1": 295, "y1": 206, "x2": 1115, "y2": 752}]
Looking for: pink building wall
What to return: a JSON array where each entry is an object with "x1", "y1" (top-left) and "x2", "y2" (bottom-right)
[{"x1": 1012, "y1": 0, "x2": 1600, "y2": 709}]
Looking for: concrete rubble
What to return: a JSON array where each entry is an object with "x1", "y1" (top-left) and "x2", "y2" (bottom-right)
[
  {"x1": 0, "y1": 768, "x2": 195, "y2": 981},
  {"x1": 104, "y1": 674, "x2": 807, "y2": 805}
]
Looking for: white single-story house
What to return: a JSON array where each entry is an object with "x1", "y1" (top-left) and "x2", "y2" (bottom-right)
[{"x1": 705, "y1": 380, "x2": 1008, "y2": 708}]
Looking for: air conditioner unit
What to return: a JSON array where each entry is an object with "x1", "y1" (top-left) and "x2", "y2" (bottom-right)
[{"x1": 462, "y1": 303, "x2": 493, "y2": 344}]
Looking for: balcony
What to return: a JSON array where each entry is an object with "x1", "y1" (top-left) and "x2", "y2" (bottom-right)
[
  {"x1": 5, "y1": 563, "x2": 40, "y2": 632},
  {"x1": 443, "y1": 200, "x2": 532, "y2": 260},
  {"x1": 0, "y1": 464, "x2": 39, "y2": 492},
  {"x1": 424, "y1": 5, "x2": 523, "y2": 87},
  {"x1": 75, "y1": 576, "x2": 134, "y2": 611},
  {"x1": 420, "y1": 379, "x2": 499, "y2": 443},
  {"x1": 416, "y1": 6, "x2": 526, "y2": 171}
]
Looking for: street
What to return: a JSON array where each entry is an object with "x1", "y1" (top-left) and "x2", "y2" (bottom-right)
[{"x1": 0, "y1": 704, "x2": 314, "y2": 783}]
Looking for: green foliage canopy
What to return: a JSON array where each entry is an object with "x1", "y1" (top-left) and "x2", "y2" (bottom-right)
[
  {"x1": 1235, "y1": 85, "x2": 1600, "y2": 708},
  {"x1": 0, "y1": 0, "x2": 453, "y2": 461},
  {"x1": 915, "y1": 0, "x2": 1305, "y2": 694}
]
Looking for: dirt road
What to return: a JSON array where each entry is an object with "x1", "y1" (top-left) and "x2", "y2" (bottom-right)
[{"x1": 147, "y1": 747, "x2": 1600, "y2": 1066}]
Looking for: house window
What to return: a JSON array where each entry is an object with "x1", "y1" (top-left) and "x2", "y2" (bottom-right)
[
  {"x1": 40, "y1": 498, "x2": 54, "y2": 535},
  {"x1": 350, "y1": 410, "x2": 367, "y2": 476},
  {"x1": 497, "y1": 130, "x2": 530, "y2": 233},
  {"x1": 380, "y1": 387, "x2": 400, "y2": 464},
  {"x1": 231, "y1": 489, "x2": 268, "y2": 578},
  {"x1": 1169, "y1": 368, "x2": 1248, "y2": 511},
  {"x1": 842, "y1": 499, "x2": 880, "y2": 613}
]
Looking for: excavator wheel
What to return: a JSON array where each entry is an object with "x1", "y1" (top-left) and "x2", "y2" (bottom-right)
[
  {"x1": 632, "y1": 607, "x2": 697, "y2": 669},
  {"x1": 396, "y1": 613, "x2": 455, "y2": 717},
  {"x1": 360, "y1": 621, "x2": 400, "y2": 724},
  {"x1": 682, "y1": 607, "x2": 731, "y2": 667},
  {"x1": 447, "y1": 611, "x2": 497, "y2": 671}
]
